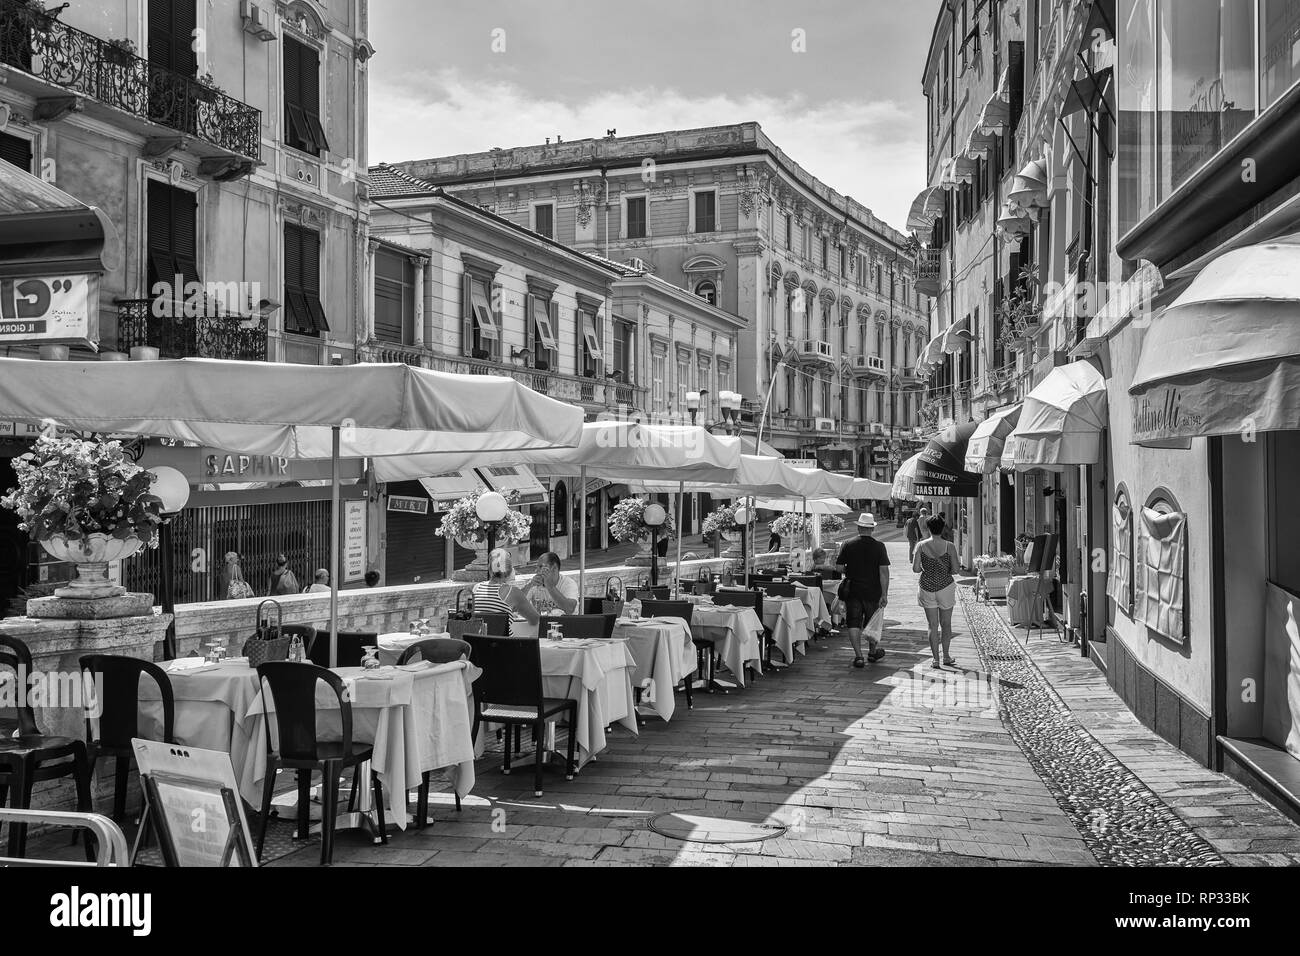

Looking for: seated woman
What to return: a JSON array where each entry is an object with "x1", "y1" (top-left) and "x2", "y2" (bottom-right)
[{"x1": 471, "y1": 549, "x2": 541, "y2": 637}]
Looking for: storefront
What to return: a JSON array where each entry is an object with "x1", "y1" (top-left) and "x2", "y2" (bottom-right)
[{"x1": 965, "y1": 404, "x2": 1021, "y2": 557}]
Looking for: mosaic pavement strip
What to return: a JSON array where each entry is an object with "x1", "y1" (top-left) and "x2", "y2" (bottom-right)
[{"x1": 957, "y1": 587, "x2": 1227, "y2": 867}]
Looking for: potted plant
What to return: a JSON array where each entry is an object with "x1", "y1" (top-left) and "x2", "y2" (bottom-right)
[
  {"x1": 435, "y1": 489, "x2": 531, "y2": 580},
  {"x1": 702, "y1": 504, "x2": 741, "y2": 543},
  {"x1": 770, "y1": 512, "x2": 844, "y2": 550},
  {"x1": 607, "y1": 497, "x2": 674, "y2": 566},
  {"x1": 1, "y1": 435, "x2": 163, "y2": 599}
]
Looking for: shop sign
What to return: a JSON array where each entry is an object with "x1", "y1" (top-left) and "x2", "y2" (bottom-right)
[
  {"x1": 0, "y1": 275, "x2": 99, "y2": 346},
  {"x1": 343, "y1": 500, "x2": 367, "y2": 583},
  {"x1": 387, "y1": 495, "x2": 429, "y2": 515}
]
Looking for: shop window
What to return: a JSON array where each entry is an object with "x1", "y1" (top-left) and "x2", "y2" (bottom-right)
[
  {"x1": 1108, "y1": 484, "x2": 1134, "y2": 616},
  {"x1": 1135, "y1": 488, "x2": 1187, "y2": 643}
]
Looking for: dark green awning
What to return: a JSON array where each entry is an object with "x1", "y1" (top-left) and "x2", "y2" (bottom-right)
[{"x1": 0, "y1": 161, "x2": 116, "y2": 279}]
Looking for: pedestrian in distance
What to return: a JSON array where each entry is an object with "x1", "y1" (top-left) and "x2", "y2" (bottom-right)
[
  {"x1": 913, "y1": 515, "x2": 960, "y2": 668},
  {"x1": 303, "y1": 568, "x2": 331, "y2": 593},
  {"x1": 906, "y1": 506, "x2": 930, "y2": 560},
  {"x1": 269, "y1": 553, "x2": 299, "y2": 596},
  {"x1": 834, "y1": 513, "x2": 891, "y2": 668},
  {"x1": 222, "y1": 552, "x2": 255, "y2": 600},
  {"x1": 364, "y1": 570, "x2": 381, "y2": 587}
]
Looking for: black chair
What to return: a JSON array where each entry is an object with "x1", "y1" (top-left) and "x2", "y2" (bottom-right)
[
  {"x1": 464, "y1": 635, "x2": 577, "y2": 797},
  {"x1": 474, "y1": 612, "x2": 512, "y2": 637},
  {"x1": 307, "y1": 630, "x2": 374, "y2": 668},
  {"x1": 537, "y1": 614, "x2": 608, "y2": 640},
  {"x1": 582, "y1": 596, "x2": 607, "y2": 615},
  {"x1": 676, "y1": 580, "x2": 697, "y2": 595},
  {"x1": 397, "y1": 639, "x2": 471, "y2": 829},
  {"x1": 1, "y1": 635, "x2": 94, "y2": 860},
  {"x1": 760, "y1": 581, "x2": 797, "y2": 598},
  {"x1": 712, "y1": 589, "x2": 773, "y2": 672},
  {"x1": 280, "y1": 624, "x2": 318, "y2": 659},
  {"x1": 790, "y1": 574, "x2": 822, "y2": 588},
  {"x1": 78, "y1": 655, "x2": 175, "y2": 825},
  {"x1": 628, "y1": 586, "x2": 668, "y2": 602},
  {"x1": 254, "y1": 662, "x2": 387, "y2": 866}
]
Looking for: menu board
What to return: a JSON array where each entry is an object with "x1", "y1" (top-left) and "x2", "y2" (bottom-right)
[{"x1": 343, "y1": 499, "x2": 367, "y2": 583}]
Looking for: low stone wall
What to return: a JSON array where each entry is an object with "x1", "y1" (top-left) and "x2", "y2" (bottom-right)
[{"x1": 172, "y1": 553, "x2": 786, "y2": 655}]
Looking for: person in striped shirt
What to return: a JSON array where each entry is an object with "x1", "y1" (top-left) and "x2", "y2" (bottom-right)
[{"x1": 471, "y1": 549, "x2": 540, "y2": 637}]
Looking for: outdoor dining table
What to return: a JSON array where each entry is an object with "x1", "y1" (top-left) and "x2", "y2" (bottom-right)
[
  {"x1": 759, "y1": 596, "x2": 811, "y2": 663},
  {"x1": 793, "y1": 583, "x2": 831, "y2": 634},
  {"x1": 687, "y1": 600, "x2": 764, "y2": 686},
  {"x1": 143, "y1": 657, "x2": 477, "y2": 832},
  {"x1": 376, "y1": 631, "x2": 459, "y2": 666},
  {"x1": 610, "y1": 616, "x2": 696, "y2": 721}
]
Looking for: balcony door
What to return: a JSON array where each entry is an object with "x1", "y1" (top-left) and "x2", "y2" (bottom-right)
[{"x1": 148, "y1": 0, "x2": 198, "y2": 129}]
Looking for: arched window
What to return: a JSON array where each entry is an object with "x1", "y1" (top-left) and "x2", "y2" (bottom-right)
[
  {"x1": 1107, "y1": 483, "x2": 1133, "y2": 617},
  {"x1": 695, "y1": 279, "x2": 716, "y2": 306}
]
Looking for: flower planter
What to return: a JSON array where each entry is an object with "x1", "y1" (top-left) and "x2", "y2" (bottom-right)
[
  {"x1": 625, "y1": 539, "x2": 654, "y2": 566},
  {"x1": 40, "y1": 533, "x2": 143, "y2": 599}
]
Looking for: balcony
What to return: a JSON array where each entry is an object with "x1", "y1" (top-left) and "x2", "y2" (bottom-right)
[
  {"x1": 0, "y1": 0, "x2": 261, "y2": 163},
  {"x1": 117, "y1": 299, "x2": 267, "y2": 361},
  {"x1": 849, "y1": 353, "x2": 887, "y2": 377},
  {"x1": 359, "y1": 342, "x2": 648, "y2": 412},
  {"x1": 915, "y1": 248, "x2": 941, "y2": 297},
  {"x1": 799, "y1": 339, "x2": 835, "y2": 365}
]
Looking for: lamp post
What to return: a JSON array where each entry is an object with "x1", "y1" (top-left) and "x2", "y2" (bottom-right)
[
  {"x1": 685, "y1": 389, "x2": 706, "y2": 426},
  {"x1": 643, "y1": 501, "x2": 667, "y2": 587},
  {"x1": 475, "y1": 491, "x2": 509, "y2": 558},
  {"x1": 717, "y1": 390, "x2": 743, "y2": 436},
  {"x1": 147, "y1": 466, "x2": 191, "y2": 661}
]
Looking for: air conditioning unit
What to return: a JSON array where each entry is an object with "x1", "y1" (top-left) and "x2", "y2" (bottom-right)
[
  {"x1": 241, "y1": 1, "x2": 277, "y2": 41},
  {"x1": 815, "y1": 417, "x2": 835, "y2": 432}
]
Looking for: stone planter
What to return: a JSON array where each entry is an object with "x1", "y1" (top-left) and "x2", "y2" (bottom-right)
[
  {"x1": 625, "y1": 538, "x2": 654, "y2": 566},
  {"x1": 39, "y1": 533, "x2": 143, "y2": 600}
]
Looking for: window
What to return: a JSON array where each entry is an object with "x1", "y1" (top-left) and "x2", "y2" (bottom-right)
[
  {"x1": 1108, "y1": 484, "x2": 1135, "y2": 616},
  {"x1": 374, "y1": 247, "x2": 414, "y2": 345},
  {"x1": 284, "y1": 223, "x2": 328, "y2": 335},
  {"x1": 839, "y1": 247, "x2": 847, "y2": 276},
  {"x1": 821, "y1": 237, "x2": 829, "y2": 269},
  {"x1": 147, "y1": 180, "x2": 199, "y2": 297},
  {"x1": 651, "y1": 348, "x2": 667, "y2": 412},
  {"x1": 802, "y1": 225, "x2": 811, "y2": 258},
  {"x1": 874, "y1": 265, "x2": 882, "y2": 294},
  {"x1": 284, "y1": 36, "x2": 328, "y2": 156},
  {"x1": 693, "y1": 190, "x2": 717, "y2": 233},
  {"x1": 579, "y1": 310, "x2": 602, "y2": 376},
  {"x1": 784, "y1": 214, "x2": 793, "y2": 248},
  {"x1": 676, "y1": 352, "x2": 692, "y2": 409},
  {"x1": 529, "y1": 295, "x2": 557, "y2": 369},
  {"x1": 0, "y1": 132, "x2": 33, "y2": 171},
  {"x1": 1263, "y1": 0, "x2": 1300, "y2": 108},
  {"x1": 148, "y1": 0, "x2": 197, "y2": 76},
  {"x1": 695, "y1": 280, "x2": 717, "y2": 306},
  {"x1": 1266, "y1": 432, "x2": 1300, "y2": 593},
  {"x1": 461, "y1": 273, "x2": 500, "y2": 359},
  {"x1": 875, "y1": 324, "x2": 884, "y2": 357},
  {"x1": 612, "y1": 322, "x2": 633, "y2": 381},
  {"x1": 626, "y1": 196, "x2": 647, "y2": 238},
  {"x1": 533, "y1": 203, "x2": 554, "y2": 239}
]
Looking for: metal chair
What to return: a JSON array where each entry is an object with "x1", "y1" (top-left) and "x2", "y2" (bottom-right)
[
  {"x1": 628, "y1": 586, "x2": 669, "y2": 602},
  {"x1": 1, "y1": 635, "x2": 94, "y2": 860},
  {"x1": 537, "y1": 614, "x2": 609, "y2": 640},
  {"x1": 464, "y1": 635, "x2": 577, "y2": 797},
  {"x1": 78, "y1": 655, "x2": 175, "y2": 825},
  {"x1": 254, "y1": 662, "x2": 387, "y2": 866},
  {"x1": 474, "y1": 612, "x2": 512, "y2": 637}
]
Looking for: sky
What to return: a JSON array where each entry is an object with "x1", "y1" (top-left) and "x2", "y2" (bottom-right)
[{"x1": 367, "y1": 0, "x2": 943, "y2": 232}]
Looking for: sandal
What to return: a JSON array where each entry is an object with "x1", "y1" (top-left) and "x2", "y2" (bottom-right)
[
  {"x1": 852, "y1": 656, "x2": 865, "y2": 669},
  {"x1": 930, "y1": 660, "x2": 943, "y2": 669},
  {"x1": 943, "y1": 657, "x2": 957, "y2": 666}
]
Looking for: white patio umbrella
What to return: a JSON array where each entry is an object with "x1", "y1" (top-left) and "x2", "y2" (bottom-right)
[
  {"x1": 0, "y1": 357, "x2": 584, "y2": 664},
  {"x1": 752, "y1": 497, "x2": 851, "y2": 515},
  {"x1": 371, "y1": 420, "x2": 741, "y2": 597},
  {"x1": 892, "y1": 453, "x2": 922, "y2": 501},
  {"x1": 846, "y1": 477, "x2": 895, "y2": 500}
]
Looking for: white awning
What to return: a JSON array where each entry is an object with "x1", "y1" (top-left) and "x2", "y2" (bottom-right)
[
  {"x1": 1010, "y1": 362, "x2": 1109, "y2": 466},
  {"x1": 891, "y1": 453, "x2": 922, "y2": 501},
  {"x1": 942, "y1": 316, "x2": 973, "y2": 353},
  {"x1": 965, "y1": 404, "x2": 1021, "y2": 474},
  {"x1": 418, "y1": 469, "x2": 488, "y2": 508},
  {"x1": 477, "y1": 463, "x2": 546, "y2": 505},
  {"x1": 907, "y1": 186, "x2": 946, "y2": 233}
]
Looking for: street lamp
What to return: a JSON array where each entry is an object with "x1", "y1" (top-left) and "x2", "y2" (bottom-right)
[
  {"x1": 148, "y1": 466, "x2": 190, "y2": 661},
  {"x1": 643, "y1": 501, "x2": 667, "y2": 587},
  {"x1": 733, "y1": 502, "x2": 752, "y2": 587},
  {"x1": 475, "y1": 491, "x2": 509, "y2": 555},
  {"x1": 685, "y1": 390, "x2": 704, "y2": 425},
  {"x1": 717, "y1": 390, "x2": 743, "y2": 436}
]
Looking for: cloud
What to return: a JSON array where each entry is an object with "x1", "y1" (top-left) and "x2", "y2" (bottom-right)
[{"x1": 369, "y1": 68, "x2": 926, "y2": 231}]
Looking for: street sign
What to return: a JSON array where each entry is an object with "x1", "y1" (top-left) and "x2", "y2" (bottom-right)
[{"x1": 387, "y1": 494, "x2": 429, "y2": 515}]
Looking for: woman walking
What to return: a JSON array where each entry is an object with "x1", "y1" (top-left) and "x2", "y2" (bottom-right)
[
  {"x1": 471, "y1": 549, "x2": 540, "y2": 637},
  {"x1": 913, "y1": 515, "x2": 959, "y2": 668}
]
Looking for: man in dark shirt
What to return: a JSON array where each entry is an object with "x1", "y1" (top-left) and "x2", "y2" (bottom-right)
[
  {"x1": 835, "y1": 512, "x2": 891, "y2": 667},
  {"x1": 906, "y1": 507, "x2": 930, "y2": 560}
]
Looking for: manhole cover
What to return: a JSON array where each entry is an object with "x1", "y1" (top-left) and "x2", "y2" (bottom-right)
[{"x1": 648, "y1": 812, "x2": 787, "y2": 844}]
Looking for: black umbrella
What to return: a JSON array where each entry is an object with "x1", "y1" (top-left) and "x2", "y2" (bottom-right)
[{"x1": 914, "y1": 421, "x2": 982, "y2": 498}]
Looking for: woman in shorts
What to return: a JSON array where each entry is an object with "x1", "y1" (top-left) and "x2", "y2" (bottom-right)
[{"x1": 912, "y1": 515, "x2": 959, "y2": 668}]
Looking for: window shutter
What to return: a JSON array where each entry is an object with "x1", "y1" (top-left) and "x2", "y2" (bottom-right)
[
  {"x1": 300, "y1": 43, "x2": 328, "y2": 153},
  {"x1": 461, "y1": 272, "x2": 474, "y2": 356},
  {"x1": 0, "y1": 132, "x2": 33, "y2": 171},
  {"x1": 490, "y1": 281, "x2": 503, "y2": 360},
  {"x1": 548, "y1": 299, "x2": 559, "y2": 367}
]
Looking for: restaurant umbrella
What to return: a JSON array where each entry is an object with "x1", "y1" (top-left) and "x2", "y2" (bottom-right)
[
  {"x1": 0, "y1": 357, "x2": 584, "y2": 665},
  {"x1": 371, "y1": 420, "x2": 741, "y2": 598}
]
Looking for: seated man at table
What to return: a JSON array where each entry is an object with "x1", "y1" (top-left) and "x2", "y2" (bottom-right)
[{"x1": 525, "y1": 551, "x2": 579, "y2": 616}]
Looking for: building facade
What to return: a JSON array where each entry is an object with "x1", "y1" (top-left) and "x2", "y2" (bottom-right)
[
  {"x1": 387, "y1": 123, "x2": 930, "y2": 482},
  {"x1": 0, "y1": 0, "x2": 373, "y2": 609}
]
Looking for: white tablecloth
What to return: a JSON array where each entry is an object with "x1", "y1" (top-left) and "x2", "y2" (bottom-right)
[
  {"x1": 795, "y1": 584, "x2": 831, "y2": 633},
  {"x1": 689, "y1": 604, "x2": 763, "y2": 685},
  {"x1": 612, "y1": 617, "x2": 696, "y2": 721},
  {"x1": 762, "y1": 597, "x2": 810, "y2": 663},
  {"x1": 522, "y1": 640, "x2": 638, "y2": 766},
  {"x1": 376, "y1": 631, "x2": 455, "y2": 666}
]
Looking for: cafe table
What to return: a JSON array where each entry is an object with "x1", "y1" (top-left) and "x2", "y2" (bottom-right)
[
  {"x1": 687, "y1": 600, "x2": 764, "y2": 686},
  {"x1": 376, "y1": 630, "x2": 460, "y2": 666},
  {"x1": 528, "y1": 638, "x2": 639, "y2": 767},
  {"x1": 793, "y1": 583, "x2": 831, "y2": 634},
  {"x1": 760, "y1": 595, "x2": 811, "y2": 664},
  {"x1": 610, "y1": 616, "x2": 696, "y2": 721}
]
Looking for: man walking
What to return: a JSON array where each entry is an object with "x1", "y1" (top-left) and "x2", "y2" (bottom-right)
[
  {"x1": 835, "y1": 513, "x2": 891, "y2": 668},
  {"x1": 906, "y1": 506, "x2": 930, "y2": 560}
]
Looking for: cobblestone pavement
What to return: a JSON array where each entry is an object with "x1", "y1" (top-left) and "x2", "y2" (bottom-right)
[{"x1": 248, "y1": 537, "x2": 1296, "y2": 867}]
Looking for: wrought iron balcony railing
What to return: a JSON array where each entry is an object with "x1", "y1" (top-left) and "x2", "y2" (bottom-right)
[
  {"x1": 915, "y1": 248, "x2": 941, "y2": 296},
  {"x1": 117, "y1": 299, "x2": 267, "y2": 361},
  {"x1": 0, "y1": 0, "x2": 261, "y2": 159}
]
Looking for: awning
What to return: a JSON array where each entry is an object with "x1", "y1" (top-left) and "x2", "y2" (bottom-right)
[
  {"x1": 477, "y1": 463, "x2": 546, "y2": 505},
  {"x1": 753, "y1": 496, "x2": 851, "y2": 515},
  {"x1": 1010, "y1": 361, "x2": 1108, "y2": 466},
  {"x1": 920, "y1": 330, "x2": 947, "y2": 369},
  {"x1": 0, "y1": 161, "x2": 117, "y2": 280},
  {"x1": 913, "y1": 421, "x2": 982, "y2": 497},
  {"x1": 891, "y1": 453, "x2": 921, "y2": 501},
  {"x1": 942, "y1": 316, "x2": 973, "y2": 353},
  {"x1": 978, "y1": 97, "x2": 1010, "y2": 135},
  {"x1": 418, "y1": 470, "x2": 489, "y2": 509},
  {"x1": 952, "y1": 155, "x2": 978, "y2": 183},
  {"x1": 937, "y1": 157, "x2": 961, "y2": 191},
  {"x1": 907, "y1": 186, "x2": 946, "y2": 233},
  {"x1": 964, "y1": 128, "x2": 999, "y2": 159},
  {"x1": 847, "y1": 477, "x2": 894, "y2": 499},
  {"x1": 1063, "y1": 66, "x2": 1113, "y2": 117},
  {"x1": 965, "y1": 404, "x2": 1021, "y2": 474},
  {"x1": 1130, "y1": 238, "x2": 1300, "y2": 443}
]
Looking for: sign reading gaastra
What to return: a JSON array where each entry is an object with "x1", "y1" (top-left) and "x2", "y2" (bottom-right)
[{"x1": 0, "y1": 274, "x2": 99, "y2": 345}]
